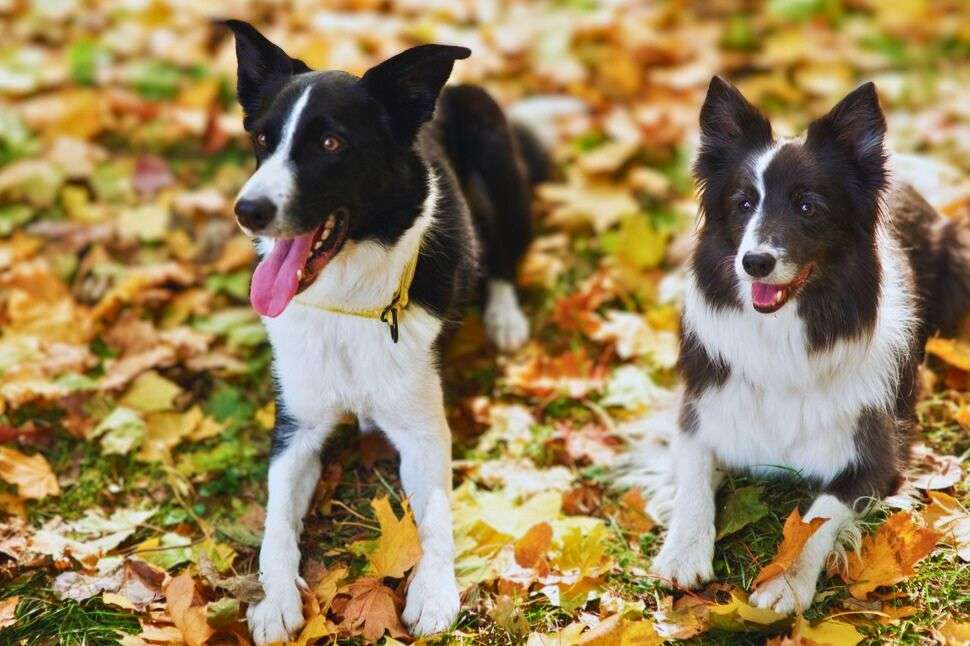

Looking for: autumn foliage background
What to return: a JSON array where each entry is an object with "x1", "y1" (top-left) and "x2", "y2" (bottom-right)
[{"x1": 0, "y1": 1, "x2": 967, "y2": 645}]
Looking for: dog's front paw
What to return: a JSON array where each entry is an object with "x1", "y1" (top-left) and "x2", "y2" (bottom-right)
[
  {"x1": 247, "y1": 580, "x2": 304, "y2": 646},
  {"x1": 651, "y1": 535, "x2": 714, "y2": 589},
  {"x1": 403, "y1": 559, "x2": 459, "y2": 636},
  {"x1": 750, "y1": 570, "x2": 817, "y2": 615},
  {"x1": 484, "y1": 288, "x2": 529, "y2": 353}
]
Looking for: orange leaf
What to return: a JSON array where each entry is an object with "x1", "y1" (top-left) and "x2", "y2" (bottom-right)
[
  {"x1": 165, "y1": 572, "x2": 214, "y2": 646},
  {"x1": 753, "y1": 509, "x2": 827, "y2": 588},
  {"x1": 514, "y1": 522, "x2": 553, "y2": 568},
  {"x1": 337, "y1": 577, "x2": 409, "y2": 643},
  {"x1": 840, "y1": 512, "x2": 940, "y2": 599},
  {"x1": 926, "y1": 337, "x2": 970, "y2": 371},
  {"x1": 0, "y1": 446, "x2": 60, "y2": 499}
]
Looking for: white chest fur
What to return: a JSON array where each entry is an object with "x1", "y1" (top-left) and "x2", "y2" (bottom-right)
[{"x1": 682, "y1": 226, "x2": 917, "y2": 482}]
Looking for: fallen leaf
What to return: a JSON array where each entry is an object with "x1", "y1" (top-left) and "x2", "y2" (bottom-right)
[
  {"x1": 0, "y1": 596, "x2": 18, "y2": 629},
  {"x1": 0, "y1": 445, "x2": 59, "y2": 499},
  {"x1": 935, "y1": 619, "x2": 970, "y2": 646},
  {"x1": 515, "y1": 522, "x2": 553, "y2": 569},
  {"x1": 716, "y1": 485, "x2": 770, "y2": 540},
  {"x1": 165, "y1": 572, "x2": 214, "y2": 646},
  {"x1": 753, "y1": 508, "x2": 828, "y2": 588},
  {"x1": 368, "y1": 496, "x2": 422, "y2": 579},
  {"x1": 708, "y1": 590, "x2": 788, "y2": 631},
  {"x1": 926, "y1": 337, "x2": 970, "y2": 371},
  {"x1": 922, "y1": 491, "x2": 970, "y2": 561},
  {"x1": 336, "y1": 577, "x2": 409, "y2": 642},
  {"x1": 840, "y1": 512, "x2": 940, "y2": 599}
]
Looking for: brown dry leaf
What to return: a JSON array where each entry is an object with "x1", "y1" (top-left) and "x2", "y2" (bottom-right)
[
  {"x1": 0, "y1": 596, "x2": 18, "y2": 629},
  {"x1": 505, "y1": 347, "x2": 607, "y2": 399},
  {"x1": 615, "y1": 488, "x2": 654, "y2": 535},
  {"x1": 514, "y1": 522, "x2": 553, "y2": 569},
  {"x1": 922, "y1": 491, "x2": 970, "y2": 561},
  {"x1": 840, "y1": 512, "x2": 940, "y2": 599},
  {"x1": 368, "y1": 496, "x2": 422, "y2": 579},
  {"x1": 337, "y1": 577, "x2": 409, "y2": 642},
  {"x1": 0, "y1": 446, "x2": 59, "y2": 499},
  {"x1": 165, "y1": 572, "x2": 214, "y2": 646},
  {"x1": 753, "y1": 508, "x2": 828, "y2": 588}
]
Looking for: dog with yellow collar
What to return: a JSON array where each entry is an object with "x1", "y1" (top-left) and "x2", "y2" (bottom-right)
[{"x1": 223, "y1": 20, "x2": 546, "y2": 646}]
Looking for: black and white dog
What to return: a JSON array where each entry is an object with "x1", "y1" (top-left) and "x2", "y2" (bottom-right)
[
  {"x1": 223, "y1": 21, "x2": 545, "y2": 644},
  {"x1": 651, "y1": 77, "x2": 970, "y2": 612}
]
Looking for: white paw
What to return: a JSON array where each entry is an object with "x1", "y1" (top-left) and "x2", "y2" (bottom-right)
[
  {"x1": 750, "y1": 570, "x2": 817, "y2": 615},
  {"x1": 484, "y1": 282, "x2": 529, "y2": 353},
  {"x1": 403, "y1": 560, "x2": 460, "y2": 636},
  {"x1": 247, "y1": 580, "x2": 304, "y2": 646},
  {"x1": 651, "y1": 534, "x2": 714, "y2": 589}
]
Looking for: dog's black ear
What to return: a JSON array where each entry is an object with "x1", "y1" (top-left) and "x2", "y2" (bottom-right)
[
  {"x1": 698, "y1": 76, "x2": 773, "y2": 154},
  {"x1": 362, "y1": 44, "x2": 471, "y2": 143},
  {"x1": 222, "y1": 20, "x2": 310, "y2": 129},
  {"x1": 807, "y1": 82, "x2": 886, "y2": 190}
]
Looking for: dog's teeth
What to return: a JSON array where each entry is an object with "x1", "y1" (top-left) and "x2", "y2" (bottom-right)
[
  {"x1": 321, "y1": 228, "x2": 331, "y2": 240},
  {"x1": 314, "y1": 240, "x2": 323, "y2": 250},
  {"x1": 296, "y1": 269, "x2": 303, "y2": 280}
]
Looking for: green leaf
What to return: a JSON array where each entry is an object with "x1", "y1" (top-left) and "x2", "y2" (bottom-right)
[
  {"x1": 716, "y1": 485, "x2": 770, "y2": 540},
  {"x1": 90, "y1": 407, "x2": 147, "y2": 456},
  {"x1": 206, "y1": 597, "x2": 240, "y2": 630},
  {"x1": 68, "y1": 40, "x2": 110, "y2": 86},
  {"x1": 0, "y1": 205, "x2": 34, "y2": 236}
]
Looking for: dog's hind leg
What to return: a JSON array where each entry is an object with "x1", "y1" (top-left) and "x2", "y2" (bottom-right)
[
  {"x1": 247, "y1": 409, "x2": 337, "y2": 646},
  {"x1": 373, "y1": 379, "x2": 459, "y2": 636},
  {"x1": 440, "y1": 85, "x2": 537, "y2": 352}
]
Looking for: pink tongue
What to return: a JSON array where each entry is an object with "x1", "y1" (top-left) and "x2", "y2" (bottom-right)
[
  {"x1": 752, "y1": 282, "x2": 784, "y2": 309},
  {"x1": 250, "y1": 232, "x2": 315, "y2": 317}
]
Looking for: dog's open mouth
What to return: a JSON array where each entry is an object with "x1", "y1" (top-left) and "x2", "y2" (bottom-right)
[
  {"x1": 751, "y1": 264, "x2": 813, "y2": 314},
  {"x1": 249, "y1": 209, "x2": 350, "y2": 317}
]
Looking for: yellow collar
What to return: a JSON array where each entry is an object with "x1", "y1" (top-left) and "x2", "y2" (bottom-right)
[{"x1": 293, "y1": 244, "x2": 421, "y2": 343}]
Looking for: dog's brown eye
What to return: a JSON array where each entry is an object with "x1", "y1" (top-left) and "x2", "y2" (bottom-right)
[
  {"x1": 799, "y1": 202, "x2": 814, "y2": 216},
  {"x1": 321, "y1": 135, "x2": 343, "y2": 152},
  {"x1": 255, "y1": 133, "x2": 268, "y2": 148}
]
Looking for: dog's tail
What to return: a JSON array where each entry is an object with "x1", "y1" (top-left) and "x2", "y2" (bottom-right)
[
  {"x1": 511, "y1": 122, "x2": 552, "y2": 187},
  {"x1": 613, "y1": 387, "x2": 681, "y2": 526},
  {"x1": 929, "y1": 216, "x2": 970, "y2": 335}
]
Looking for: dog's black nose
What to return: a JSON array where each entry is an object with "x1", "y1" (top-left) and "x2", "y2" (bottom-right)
[
  {"x1": 742, "y1": 252, "x2": 776, "y2": 278},
  {"x1": 234, "y1": 197, "x2": 276, "y2": 231}
]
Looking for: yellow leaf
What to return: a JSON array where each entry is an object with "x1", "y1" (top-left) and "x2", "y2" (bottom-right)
[
  {"x1": 292, "y1": 614, "x2": 334, "y2": 646},
  {"x1": 313, "y1": 566, "x2": 347, "y2": 614},
  {"x1": 841, "y1": 512, "x2": 940, "y2": 599},
  {"x1": 0, "y1": 596, "x2": 18, "y2": 629},
  {"x1": 0, "y1": 446, "x2": 59, "y2": 499},
  {"x1": 102, "y1": 592, "x2": 137, "y2": 611},
  {"x1": 120, "y1": 370, "x2": 182, "y2": 413},
  {"x1": 554, "y1": 524, "x2": 613, "y2": 578},
  {"x1": 137, "y1": 406, "x2": 203, "y2": 463},
  {"x1": 754, "y1": 508, "x2": 827, "y2": 588},
  {"x1": 936, "y1": 619, "x2": 970, "y2": 646},
  {"x1": 255, "y1": 400, "x2": 276, "y2": 430},
  {"x1": 926, "y1": 337, "x2": 970, "y2": 371},
  {"x1": 708, "y1": 591, "x2": 787, "y2": 630},
  {"x1": 793, "y1": 615, "x2": 862, "y2": 646},
  {"x1": 369, "y1": 496, "x2": 422, "y2": 579}
]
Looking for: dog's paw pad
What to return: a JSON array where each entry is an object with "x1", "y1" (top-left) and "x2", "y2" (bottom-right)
[
  {"x1": 750, "y1": 573, "x2": 815, "y2": 615},
  {"x1": 484, "y1": 288, "x2": 528, "y2": 353},
  {"x1": 651, "y1": 539, "x2": 715, "y2": 590},
  {"x1": 403, "y1": 562, "x2": 459, "y2": 636},
  {"x1": 247, "y1": 583, "x2": 304, "y2": 646}
]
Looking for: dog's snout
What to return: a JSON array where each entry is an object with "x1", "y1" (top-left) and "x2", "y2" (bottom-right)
[
  {"x1": 742, "y1": 252, "x2": 776, "y2": 278},
  {"x1": 234, "y1": 197, "x2": 276, "y2": 231}
]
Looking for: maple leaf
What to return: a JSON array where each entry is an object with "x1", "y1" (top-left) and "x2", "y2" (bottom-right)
[
  {"x1": 367, "y1": 496, "x2": 422, "y2": 579},
  {"x1": 753, "y1": 508, "x2": 828, "y2": 588},
  {"x1": 336, "y1": 577, "x2": 409, "y2": 643},
  {"x1": 0, "y1": 445, "x2": 59, "y2": 499},
  {"x1": 925, "y1": 337, "x2": 970, "y2": 371},
  {"x1": 840, "y1": 512, "x2": 940, "y2": 599}
]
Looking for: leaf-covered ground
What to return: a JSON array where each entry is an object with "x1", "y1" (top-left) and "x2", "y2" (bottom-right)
[{"x1": 0, "y1": 1, "x2": 968, "y2": 645}]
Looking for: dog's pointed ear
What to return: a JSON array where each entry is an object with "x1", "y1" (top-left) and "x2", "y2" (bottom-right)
[
  {"x1": 222, "y1": 20, "x2": 310, "y2": 129},
  {"x1": 362, "y1": 44, "x2": 471, "y2": 143},
  {"x1": 699, "y1": 76, "x2": 773, "y2": 152},
  {"x1": 807, "y1": 82, "x2": 886, "y2": 189}
]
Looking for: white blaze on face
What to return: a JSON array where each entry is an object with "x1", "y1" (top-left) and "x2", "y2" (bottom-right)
[
  {"x1": 236, "y1": 85, "x2": 313, "y2": 232},
  {"x1": 734, "y1": 141, "x2": 799, "y2": 284}
]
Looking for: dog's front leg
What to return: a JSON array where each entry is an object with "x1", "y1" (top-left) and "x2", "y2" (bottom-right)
[
  {"x1": 374, "y1": 383, "x2": 459, "y2": 636},
  {"x1": 750, "y1": 494, "x2": 855, "y2": 613},
  {"x1": 248, "y1": 412, "x2": 335, "y2": 646},
  {"x1": 651, "y1": 433, "x2": 723, "y2": 589}
]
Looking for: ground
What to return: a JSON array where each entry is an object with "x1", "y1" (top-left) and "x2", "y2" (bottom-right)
[{"x1": 0, "y1": 1, "x2": 967, "y2": 645}]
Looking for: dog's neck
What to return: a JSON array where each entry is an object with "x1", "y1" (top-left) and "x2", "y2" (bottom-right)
[{"x1": 295, "y1": 167, "x2": 439, "y2": 312}]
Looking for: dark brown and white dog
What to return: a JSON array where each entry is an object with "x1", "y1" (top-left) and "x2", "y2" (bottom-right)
[
  {"x1": 223, "y1": 21, "x2": 546, "y2": 644},
  {"x1": 649, "y1": 78, "x2": 970, "y2": 612}
]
